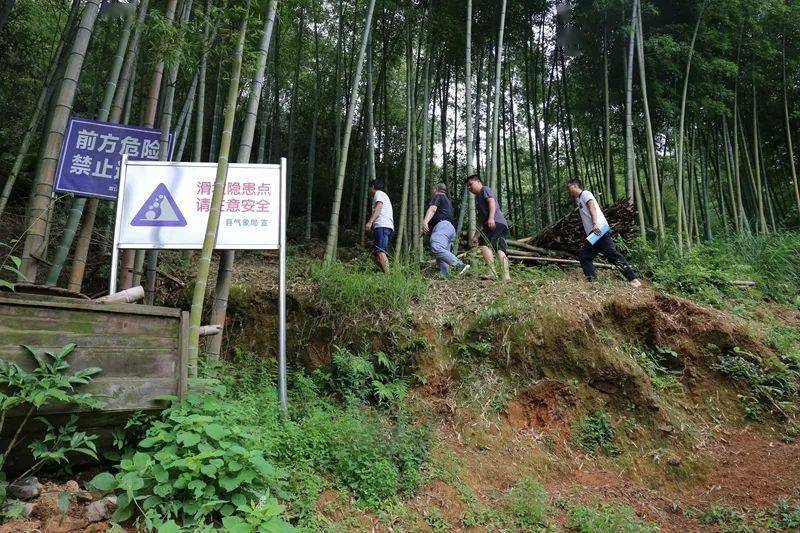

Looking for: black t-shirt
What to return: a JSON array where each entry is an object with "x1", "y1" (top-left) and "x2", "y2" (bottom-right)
[{"x1": 429, "y1": 193, "x2": 454, "y2": 227}]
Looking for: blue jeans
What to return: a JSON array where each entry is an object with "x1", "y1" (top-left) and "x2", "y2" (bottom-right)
[
  {"x1": 430, "y1": 221, "x2": 464, "y2": 276},
  {"x1": 578, "y1": 233, "x2": 637, "y2": 282},
  {"x1": 372, "y1": 227, "x2": 393, "y2": 255}
]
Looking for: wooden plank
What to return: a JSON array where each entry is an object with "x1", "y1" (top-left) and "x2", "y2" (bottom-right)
[
  {"x1": 0, "y1": 294, "x2": 180, "y2": 318},
  {"x1": 0, "y1": 347, "x2": 177, "y2": 378},
  {"x1": 0, "y1": 307, "x2": 179, "y2": 335},
  {"x1": 0, "y1": 329, "x2": 178, "y2": 350},
  {"x1": 5, "y1": 378, "x2": 178, "y2": 415},
  {"x1": 178, "y1": 311, "x2": 189, "y2": 400}
]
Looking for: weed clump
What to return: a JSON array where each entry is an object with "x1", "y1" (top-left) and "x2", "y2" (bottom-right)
[
  {"x1": 309, "y1": 260, "x2": 426, "y2": 317},
  {"x1": 565, "y1": 500, "x2": 658, "y2": 532},
  {"x1": 710, "y1": 345, "x2": 800, "y2": 421},
  {"x1": 575, "y1": 409, "x2": 620, "y2": 456},
  {"x1": 508, "y1": 476, "x2": 551, "y2": 529}
]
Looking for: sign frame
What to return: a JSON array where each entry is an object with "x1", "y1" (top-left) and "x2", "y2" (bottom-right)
[
  {"x1": 111, "y1": 159, "x2": 281, "y2": 251},
  {"x1": 109, "y1": 155, "x2": 289, "y2": 413}
]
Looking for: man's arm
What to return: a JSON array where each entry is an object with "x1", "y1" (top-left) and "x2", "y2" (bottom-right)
[
  {"x1": 365, "y1": 201, "x2": 382, "y2": 231},
  {"x1": 422, "y1": 204, "x2": 437, "y2": 233},
  {"x1": 587, "y1": 199, "x2": 601, "y2": 235},
  {"x1": 486, "y1": 197, "x2": 497, "y2": 230}
]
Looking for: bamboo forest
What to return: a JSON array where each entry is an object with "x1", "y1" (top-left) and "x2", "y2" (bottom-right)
[{"x1": 1, "y1": 0, "x2": 800, "y2": 531}]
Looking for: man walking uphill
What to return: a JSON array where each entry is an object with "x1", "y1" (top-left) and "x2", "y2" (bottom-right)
[
  {"x1": 422, "y1": 183, "x2": 470, "y2": 278},
  {"x1": 466, "y1": 174, "x2": 511, "y2": 281},
  {"x1": 567, "y1": 178, "x2": 641, "y2": 288},
  {"x1": 365, "y1": 180, "x2": 394, "y2": 273}
]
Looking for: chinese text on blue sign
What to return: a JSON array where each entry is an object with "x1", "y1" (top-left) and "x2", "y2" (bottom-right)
[{"x1": 55, "y1": 118, "x2": 173, "y2": 200}]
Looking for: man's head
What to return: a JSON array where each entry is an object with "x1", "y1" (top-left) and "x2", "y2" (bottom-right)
[
  {"x1": 369, "y1": 179, "x2": 384, "y2": 196},
  {"x1": 567, "y1": 178, "x2": 583, "y2": 198},
  {"x1": 466, "y1": 174, "x2": 483, "y2": 194},
  {"x1": 432, "y1": 182, "x2": 447, "y2": 196}
]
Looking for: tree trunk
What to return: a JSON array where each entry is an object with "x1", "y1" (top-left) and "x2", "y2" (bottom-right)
[
  {"x1": 396, "y1": 29, "x2": 414, "y2": 254},
  {"x1": 488, "y1": 0, "x2": 507, "y2": 190},
  {"x1": 752, "y1": 82, "x2": 767, "y2": 234},
  {"x1": 206, "y1": 0, "x2": 278, "y2": 360},
  {"x1": 143, "y1": 0, "x2": 188, "y2": 305},
  {"x1": 625, "y1": 0, "x2": 637, "y2": 206},
  {"x1": 0, "y1": 0, "x2": 81, "y2": 220},
  {"x1": 675, "y1": 0, "x2": 706, "y2": 252},
  {"x1": 68, "y1": 0, "x2": 150, "y2": 293},
  {"x1": 323, "y1": 0, "x2": 377, "y2": 262},
  {"x1": 783, "y1": 40, "x2": 800, "y2": 219},
  {"x1": 19, "y1": 0, "x2": 102, "y2": 282},
  {"x1": 635, "y1": 0, "x2": 663, "y2": 239},
  {"x1": 306, "y1": 11, "x2": 321, "y2": 241},
  {"x1": 188, "y1": 0, "x2": 251, "y2": 377}
]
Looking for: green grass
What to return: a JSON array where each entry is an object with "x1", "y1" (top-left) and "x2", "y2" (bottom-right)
[
  {"x1": 622, "y1": 233, "x2": 800, "y2": 306},
  {"x1": 565, "y1": 500, "x2": 658, "y2": 533},
  {"x1": 309, "y1": 259, "x2": 427, "y2": 317}
]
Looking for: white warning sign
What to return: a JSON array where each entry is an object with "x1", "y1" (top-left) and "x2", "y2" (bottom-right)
[{"x1": 115, "y1": 160, "x2": 282, "y2": 250}]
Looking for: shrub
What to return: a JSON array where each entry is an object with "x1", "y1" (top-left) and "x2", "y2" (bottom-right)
[
  {"x1": 89, "y1": 389, "x2": 290, "y2": 528},
  {"x1": 508, "y1": 476, "x2": 550, "y2": 529},
  {"x1": 0, "y1": 343, "x2": 104, "y2": 479}
]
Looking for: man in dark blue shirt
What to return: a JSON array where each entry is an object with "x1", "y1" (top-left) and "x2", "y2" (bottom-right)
[
  {"x1": 422, "y1": 183, "x2": 470, "y2": 277},
  {"x1": 467, "y1": 174, "x2": 510, "y2": 281}
]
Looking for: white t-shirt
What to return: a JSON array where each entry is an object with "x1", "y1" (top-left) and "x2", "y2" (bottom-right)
[
  {"x1": 373, "y1": 190, "x2": 394, "y2": 230},
  {"x1": 577, "y1": 190, "x2": 608, "y2": 236}
]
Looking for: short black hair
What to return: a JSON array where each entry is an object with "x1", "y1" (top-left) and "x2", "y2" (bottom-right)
[
  {"x1": 369, "y1": 179, "x2": 383, "y2": 191},
  {"x1": 466, "y1": 174, "x2": 482, "y2": 184},
  {"x1": 567, "y1": 178, "x2": 583, "y2": 189}
]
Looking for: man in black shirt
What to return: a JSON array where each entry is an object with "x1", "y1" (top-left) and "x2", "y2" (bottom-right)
[
  {"x1": 467, "y1": 174, "x2": 511, "y2": 281},
  {"x1": 422, "y1": 183, "x2": 470, "y2": 277}
]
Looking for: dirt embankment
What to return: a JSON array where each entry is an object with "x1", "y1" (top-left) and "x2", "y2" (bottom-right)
[{"x1": 174, "y1": 262, "x2": 800, "y2": 531}]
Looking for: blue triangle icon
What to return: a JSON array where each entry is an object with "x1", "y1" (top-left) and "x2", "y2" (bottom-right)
[{"x1": 131, "y1": 183, "x2": 187, "y2": 227}]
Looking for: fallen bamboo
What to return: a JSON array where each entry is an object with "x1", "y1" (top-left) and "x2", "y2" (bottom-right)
[
  {"x1": 507, "y1": 255, "x2": 616, "y2": 269},
  {"x1": 506, "y1": 239, "x2": 575, "y2": 258},
  {"x1": 729, "y1": 280, "x2": 756, "y2": 287},
  {"x1": 199, "y1": 324, "x2": 223, "y2": 336},
  {"x1": 94, "y1": 285, "x2": 144, "y2": 303}
]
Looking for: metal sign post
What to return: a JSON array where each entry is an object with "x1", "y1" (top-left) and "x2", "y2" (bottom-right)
[{"x1": 110, "y1": 157, "x2": 289, "y2": 411}]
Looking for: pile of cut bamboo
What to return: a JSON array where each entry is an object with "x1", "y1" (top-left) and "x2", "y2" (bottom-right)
[{"x1": 505, "y1": 198, "x2": 638, "y2": 270}]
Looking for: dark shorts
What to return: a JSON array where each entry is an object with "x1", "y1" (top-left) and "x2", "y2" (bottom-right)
[
  {"x1": 372, "y1": 227, "x2": 393, "y2": 255},
  {"x1": 478, "y1": 223, "x2": 508, "y2": 253}
]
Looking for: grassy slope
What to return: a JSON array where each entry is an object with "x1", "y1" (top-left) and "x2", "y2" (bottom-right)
[{"x1": 72, "y1": 234, "x2": 797, "y2": 532}]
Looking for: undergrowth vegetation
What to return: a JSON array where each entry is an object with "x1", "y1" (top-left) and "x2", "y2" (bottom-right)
[
  {"x1": 623, "y1": 234, "x2": 800, "y2": 306},
  {"x1": 308, "y1": 259, "x2": 427, "y2": 317},
  {"x1": 89, "y1": 347, "x2": 432, "y2": 531}
]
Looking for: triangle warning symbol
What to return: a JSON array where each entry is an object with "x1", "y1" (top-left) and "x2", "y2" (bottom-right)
[{"x1": 131, "y1": 183, "x2": 187, "y2": 227}]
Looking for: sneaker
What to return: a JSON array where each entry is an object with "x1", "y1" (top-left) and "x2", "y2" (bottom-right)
[
  {"x1": 502, "y1": 273, "x2": 511, "y2": 282},
  {"x1": 629, "y1": 279, "x2": 642, "y2": 288},
  {"x1": 458, "y1": 264, "x2": 471, "y2": 277}
]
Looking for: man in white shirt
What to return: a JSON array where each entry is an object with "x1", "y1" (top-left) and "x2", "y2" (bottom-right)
[
  {"x1": 364, "y1": 180, "x2": 394, "y2": 273},
  {"x1": 567, "y1": 178, "x2": 641, "y2": 288}
]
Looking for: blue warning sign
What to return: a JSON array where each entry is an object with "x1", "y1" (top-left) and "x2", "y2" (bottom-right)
[{"x1": 130, "y1": 183, "x2": 187, "y2": 227}]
